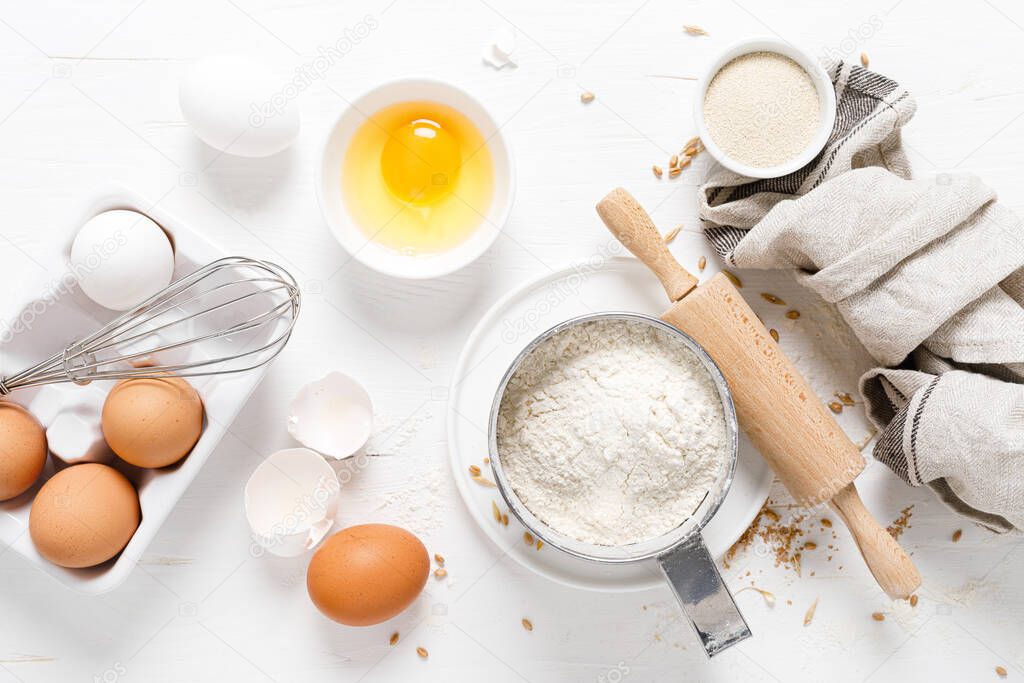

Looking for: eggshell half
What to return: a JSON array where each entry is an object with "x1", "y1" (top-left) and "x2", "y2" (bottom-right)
[
  {"x1": 0, "y1": 402, "x2": 48, "y2": 501},
  {"x1": 287, "y1": 372, "x2": 373, "y2": 459},
  {"x1": 29, "y1": 463, "x2": 140, "y2": 568},
  {"x1": 102, "y1": 376, "x2": 204, "y2": 468},
  {"x1": 245, "y1": 448, "x2": 340, "y2": 557},
  {"x1": 307, "y1": 524, "x2": 429, "y2": 626}
]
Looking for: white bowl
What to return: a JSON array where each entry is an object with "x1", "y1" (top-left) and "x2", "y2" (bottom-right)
[
  {"x1": 316, "y1": 78, "x2": 515, "y2": 279},
  {"x1": 693, "y1": 37, "x2": 836, "y2": 179}
]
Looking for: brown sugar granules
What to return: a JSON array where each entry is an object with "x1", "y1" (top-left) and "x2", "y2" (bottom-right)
[{"x1": 886, "y1": 505, "x2": 914, "y2": 540}]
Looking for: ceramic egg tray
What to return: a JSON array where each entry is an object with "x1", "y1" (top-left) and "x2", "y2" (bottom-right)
[{"x1": 0, "y1": 185, "x2": 275, "y2": 594}]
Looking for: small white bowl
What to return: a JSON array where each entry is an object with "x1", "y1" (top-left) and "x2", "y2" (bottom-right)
[
  {"x1": 316, "y1": 78, "x2": 515, "y2": 279},
  {"x1": 693, "y1": 37, "x2": 836, "y2": 179}
]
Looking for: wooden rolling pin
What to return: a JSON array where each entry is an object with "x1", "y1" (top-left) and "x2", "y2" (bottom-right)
[{"x1": 596, "y1": 188, "x2": 921, "y2": 599}]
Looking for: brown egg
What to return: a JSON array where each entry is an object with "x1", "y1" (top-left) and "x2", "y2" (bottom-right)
[
  {"x1": 0, "y1": 402, "x2": 48, "y2": 501},
  {"x1": 307, "y1": 524, "x2": 429, "y2": 626},
  {"x1": 101, "y1": 376, "x2": 203, "y2": 468},
  {"x1": 30, "y1": 463, "x2": 140, "y2": 568}
]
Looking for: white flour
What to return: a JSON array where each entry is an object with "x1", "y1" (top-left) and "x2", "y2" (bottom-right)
[
  {"x1": 703, "y1": 51, "x2": 820, "y2": 168},
  {"x1": 496, "y1": 319, "x2": 729, "y2": 546}
]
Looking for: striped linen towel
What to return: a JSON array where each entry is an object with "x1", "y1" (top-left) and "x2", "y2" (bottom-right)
[{"x1": 698, "y1": 61, "x2": 1024, "y2": 532}]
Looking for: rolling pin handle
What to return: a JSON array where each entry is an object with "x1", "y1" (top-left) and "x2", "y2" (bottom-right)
[
  {"x1": 596, "y1": 188, "x2": 698, "y2": 301},
  {"x1": 829, "y1": 483, "x2": 922, "y2": 599}
]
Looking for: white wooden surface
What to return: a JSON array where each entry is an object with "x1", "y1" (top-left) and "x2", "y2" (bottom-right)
[{"x1": 1, "y1": 1, "x2": 1022, "y2": 681}]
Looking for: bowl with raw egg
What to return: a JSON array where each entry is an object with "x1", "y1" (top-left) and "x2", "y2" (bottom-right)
[{"x1": 317, "y1": 78, "x2": 515, "y2": 279}]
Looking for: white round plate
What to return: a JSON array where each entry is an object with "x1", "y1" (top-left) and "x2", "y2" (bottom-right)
[{"x1": 446, "y1": 256, "x2": 773, "y2": 593}]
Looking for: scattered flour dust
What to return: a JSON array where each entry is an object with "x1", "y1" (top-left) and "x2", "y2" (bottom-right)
[
  {"x1": 496, "y1": 319, "x2": 730, "y2": 546},
  {"x1": 365, "y1": 407, "x2": 453, "y2": 535},
  {"x1": 703, "y1": 51, "x2": 821, "y2": 168}
]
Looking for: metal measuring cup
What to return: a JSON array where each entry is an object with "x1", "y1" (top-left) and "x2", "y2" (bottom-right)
[{"x1": 488, "y1": 312, "x2": 751, "y2": 657}]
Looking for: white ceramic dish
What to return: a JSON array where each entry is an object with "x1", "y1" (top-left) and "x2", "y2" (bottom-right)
[
  {"x1": 0, "y1": 185, "x2": 277, "y2": 594},
  {"x1": 446, "y1": 256, "x2": 773, "y2": 592},
  {"x1": 693, "y1": 37, "x2": 837, "y2": 179},
  {"x1": 316, "y1": 78, "x2": 515, "y2": 279}
]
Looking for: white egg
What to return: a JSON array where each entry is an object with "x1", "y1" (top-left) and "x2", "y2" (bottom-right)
[
  {"x1": 70, "y1": 209, "x2": 175, "y2": 311},
  {"x1": 179, "y1": 55, "x2": 300, "y2": 158}
]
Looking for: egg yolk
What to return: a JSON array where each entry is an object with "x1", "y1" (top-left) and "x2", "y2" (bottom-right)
[{"x1": 380, "y1": 118, "x2": 461, "y2": 205}]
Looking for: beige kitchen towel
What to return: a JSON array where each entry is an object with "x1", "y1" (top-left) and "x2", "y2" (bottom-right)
[{"x1": 698, "y1": 61, "x2": 1024, "y2": 532}]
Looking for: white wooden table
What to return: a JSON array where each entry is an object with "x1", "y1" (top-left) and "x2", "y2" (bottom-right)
[{"x1": 1, "y1": 1, "x2": 1022, "y2": 681}]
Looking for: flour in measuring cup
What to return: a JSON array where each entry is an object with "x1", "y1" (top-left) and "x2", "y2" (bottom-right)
[{"x1": 496, "y1": 319, "x2": 730, "y2": 546}]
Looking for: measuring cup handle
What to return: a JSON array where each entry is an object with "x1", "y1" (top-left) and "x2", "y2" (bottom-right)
[{"x1": 657, "y1": 534, "x2": 751, "y2": 657}]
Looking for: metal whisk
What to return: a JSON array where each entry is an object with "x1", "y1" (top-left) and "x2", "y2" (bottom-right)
[{"x1": 0, "y1": 257, "x2": 301, "y2": 395}]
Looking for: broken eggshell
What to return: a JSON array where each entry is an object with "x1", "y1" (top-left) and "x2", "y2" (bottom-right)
[
  {"x1": 245, "y1": 448, "x2": 340, "y2": 558},
  {"x1": 482, "y1": 27, "x2": 516, "y2": 69},
  {"x1": 287, "y1": 372, "x2": 373, "y2": 459}
]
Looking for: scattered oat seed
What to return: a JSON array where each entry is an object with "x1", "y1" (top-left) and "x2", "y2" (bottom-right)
[
  {"x1": 683, "y1": 135, "x2": 700, "y2": 150},
  {"x1": 677, "y1": 155, "x2": 692, "y2": 168},
  {"x1": 697, "y1": 255, "x2": 707, "y2": 272},
  {"x1": 580, "y1": 91, "x2": 595, "y2": 104},
  {"x1": 861, "y1": 52, "x2": 869, "y2": 67},
  {"x1": 434, "y1": 568, "x2": 447, "y2": 579},
  {"x1": 522, "y1": 618, "x2": 534, "y2": 631},
  {"x1": 722, "y1": 270, "x2": 742, "y2": 288},
  {"x1": 536, "y1": 540, "x2": 543, "y2": 550},
  {"x1": 669, "y1": 154, "x2": 679, "y2": 168},
  {"x1": 390, "y1": 632, "x2": 400, "y2": 646},
  {"x1": 803, "y1": 598, "x2": 818, "y2": 626},
  {"x1": 472, "y1": 475, "x2": 497, "y2": 487},
  {"x1": 434, "y1": 553, "x2": 444, "y2": 565},
  {"x1": 483, "y1": 457, "x2": 490, "y2": 464},
  {"x1": 502, "y1": 513, "x2": 509, "y2": 526},
  {"x1": 524, "y1": 531, "x2": 534, "y2": 545},
  {"x1": 468, "y1": 464, "x2": 481, "y2": 476},
  {"x1": 738, "y1": 586, "x2": 776, "y2": 607},
  {"x1": 804, "y1": 542, "x2": 817, "y2": 550},
  {"x1": 887, "y1": 505, "x2": 914, "y2": 539},
  {"x1": 664, "y1": 225, "x2": 682, "y2": 243},
  {"x1": 829, "y1": 401, "x2": 843, "y2": 414},
  {"x1": 786, "y1": 310, "x2": 800, "y2": 320},
  {"x1": 909, "y1": 594, "x2": 919, "y2": 607},
  {"x1": 996, "y1": 666, "x2": 1008, "y2": 678},
  {"x1": 669, "y1": 167, "x2": 681, "y2": 178},
  {"x1": 872, "y1": 612, "x2": 885, "y2": 622},
  {"x1": 416, "y1": 646, "x2": 428, "y2": 659},
  {"x1": 491, "y1": 500, "x2": 501, "y2": 522},
  {"x1": 652, "y1": 165, "x2": 663, "y2": 178},
  {"x1": 953, "y1": 529, "x2": 963, "y2": 542},
  {"x1": 769, "y1": 328, "x2": 779, "y2": 342},
  {"x1": 837, "y1": 392, "x2": 855, "y2": 407},
  {"x1": 821, "y1": 518, "x2": 832, "y2": 528},
  {"x1": 683, "y1": 24, "x2": 709, "y2": 36},
  {"x1": 760, "y1": 293, "x2": 785, "y2": 305}
]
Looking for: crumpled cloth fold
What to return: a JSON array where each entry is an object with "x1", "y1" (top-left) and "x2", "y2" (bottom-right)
[{"x1": 698, "y1": 61, "x2": 1024, "y2": 531}]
